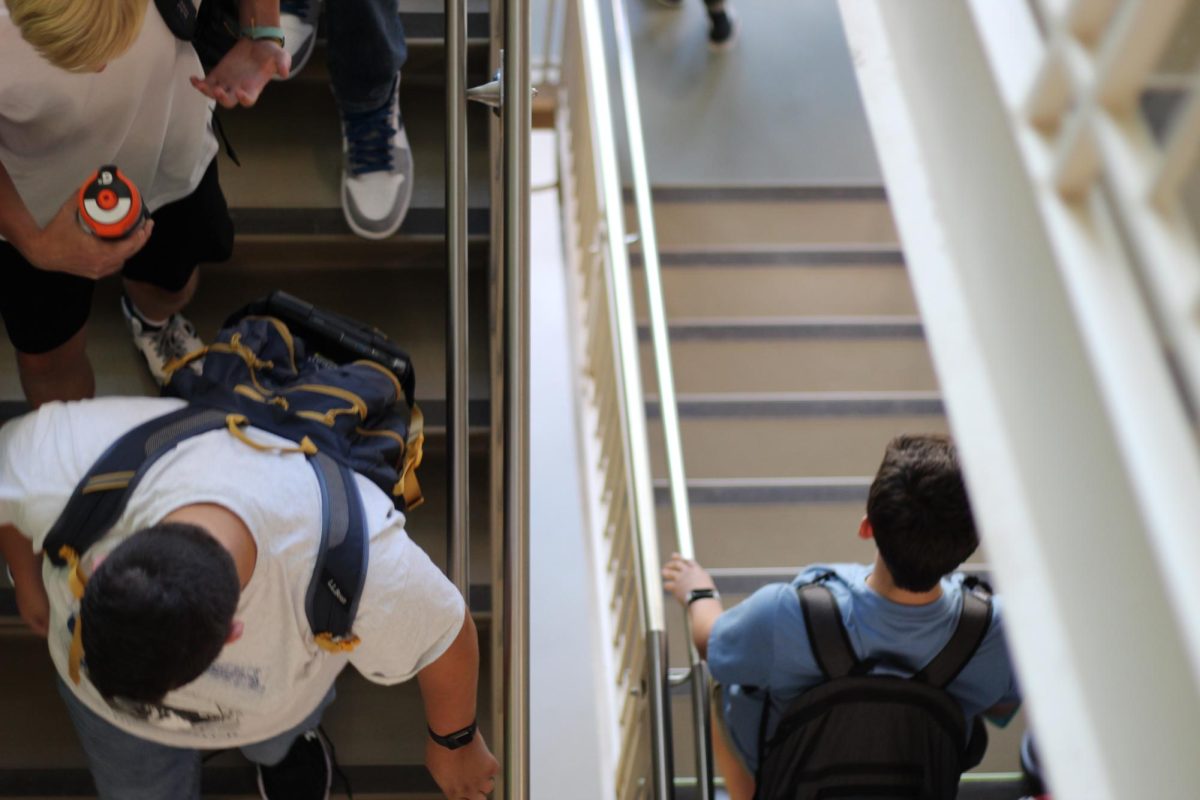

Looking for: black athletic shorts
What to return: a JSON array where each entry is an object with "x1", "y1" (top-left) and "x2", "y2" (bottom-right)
[{"x1": 0, "y1": 158, "x2": 234, "y2": 355}]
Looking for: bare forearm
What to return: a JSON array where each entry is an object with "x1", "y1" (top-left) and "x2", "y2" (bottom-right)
[
  {"x1": 1, "y1": 524, "x2": 49, "y2": 637},
  {"x1": 0, "y1": 524, "x2": 37, "y2": 581},
  {"x1": 688, "y1": 599, "x2": 725, "y2": 659},
  {"x1": 417, "y1": 609, "x2": 480, "y2": 734}
]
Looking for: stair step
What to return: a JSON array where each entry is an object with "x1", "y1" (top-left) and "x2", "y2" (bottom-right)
[
  {"x1": 655, "y1": 477, "x2": 870, "y2": 505},
  {"x1": 0, "y1": 268, "x2": 493, "y2": 404},
  {"x1": 654, "y1": 501, "x2": 869, "y2": 569},
  {"x1": 642, "y1": 333, "x2": 936, "y2": 395},
  {"x1": 632, "y1": 247, "x2": 916, "y2": 319},
  {"x1": 636, "y1": 186, "x2": 898, "y2": 250},
  {"x1": 647, "y1": 410, "x2": 948, "y2": 480},
  {"x1": 643, "y1": 317, "x2": 924, "y2": 341},
  {"x1": 648, "y1": 391, "x2": 944, "y2": 418},
  {"x1": 216, "y1": 77, "x2": 491, "y2": 238},
  {"x1": 0, "y1": 636, "x2": 491, "y2": 796}
]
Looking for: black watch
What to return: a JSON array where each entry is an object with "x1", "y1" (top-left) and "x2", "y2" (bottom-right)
[
  {"x1": 686, "y1": 587, "x2": 720, "y2": 606},
  {"x1": 428, "y1": 721, "x2": 477, "y2": 750}
]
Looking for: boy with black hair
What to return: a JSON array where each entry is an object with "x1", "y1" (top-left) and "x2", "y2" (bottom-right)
[
  {"x1": 0, "y1": 397, "x2": 498, "y2": 800},
  {"x1": 663, "y1": 434, "x2": 1021, "y2": 800}
]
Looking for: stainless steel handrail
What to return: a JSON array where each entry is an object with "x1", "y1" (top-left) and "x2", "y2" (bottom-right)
[
  {"x1": 578, "y1": 0, "x2": 673, "y2": 794},
  {"x1": 502, "y1": 0, "x2": 531, "y2": 795},
  {"x1": 446, "y1": 0, "x2": 470, "y2": 599},
  {"x1": 607, "y1": 0, "x2": 712, "y2": 794}
]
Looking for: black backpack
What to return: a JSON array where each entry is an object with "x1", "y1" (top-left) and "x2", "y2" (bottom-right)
[
  {"x1": 43, "y1": 293, "x2": 423, "y2": 670},
  {"x1": 753, "y1": 574, "x2": 994, "y2": 800},
  {"x1": 155, "y1": 0, "x2": 240, "y2": 71}
]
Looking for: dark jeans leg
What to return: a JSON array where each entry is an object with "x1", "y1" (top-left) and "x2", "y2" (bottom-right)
[
  {"x1": 56, "y1": 678, "x2": 202, "y2": 800},
  {"x1": 326, "y1": 0, "x2": 408, "y2": 114}
]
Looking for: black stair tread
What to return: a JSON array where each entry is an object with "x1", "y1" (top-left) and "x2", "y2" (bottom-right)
[
  {"x1": 633, "y1": 246, "x2": 906, "y2": 266},
  {"x1": 639, "y1": 316, "x2": 924, "y2": 341},
  {"x1": 628, "y1": 185, "x2": 890, "y2": 203},
  {"x1": 646, "y1": 391, "x2": 943, "y2": 418},
  {"x1": 654, "y1": 476, "x2": 873, "y2": 506}
]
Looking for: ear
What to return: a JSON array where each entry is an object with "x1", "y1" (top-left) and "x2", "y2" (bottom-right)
[
  {"x1": 226, "y1": 620, "x2": 244, "y2": 645},
  {"x1": 858, "y1": 516, "x2": 874, "y2": 541}
]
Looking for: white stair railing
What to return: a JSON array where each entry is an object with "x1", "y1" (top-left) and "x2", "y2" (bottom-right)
[{"x1": 839, "y1": 1, "x2": 1200, "y2": 797}]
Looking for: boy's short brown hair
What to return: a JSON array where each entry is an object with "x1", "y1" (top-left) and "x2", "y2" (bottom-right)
[
  {"x1": 866, "y1": 434, "x2": 978, "y2": 592},
  {"x1": 8, "y1": 0, "x2": 148, "y2": 73}
]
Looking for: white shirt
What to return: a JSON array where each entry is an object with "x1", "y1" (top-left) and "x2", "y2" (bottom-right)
[
  {"x1": 0, "y1": 0, "x2": 218, "y2": 231},
  {"x1": 0, "y1": 398, "x2": 466, "y2": 747}
]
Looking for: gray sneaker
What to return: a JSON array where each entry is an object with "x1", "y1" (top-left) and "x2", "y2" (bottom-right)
[
  {"x1": 278, "y1": 0, "x2": 321, "y2": 79},
  {"x1": 121, "y1": 297, "x2": 204, "y2": 385},
  {"x1": 340, "y1": 75, "x2": 414, "y2": 240}
]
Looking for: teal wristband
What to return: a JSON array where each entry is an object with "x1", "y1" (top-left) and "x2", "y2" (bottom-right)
[{"x1": 240, "y1": 24, "x2": 286, "y2": 41}]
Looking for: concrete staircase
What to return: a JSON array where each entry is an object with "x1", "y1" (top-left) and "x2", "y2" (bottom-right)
[
  {"x1": 633, "y1": 188, "x2": 1029, "y2": 798},
  {"x1": 0, "y1": 5, "x2": 496, "y2": 798}
]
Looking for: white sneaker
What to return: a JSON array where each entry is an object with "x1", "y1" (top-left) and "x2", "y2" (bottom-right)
[
  {"x1": 340, "y1": 75, "x2": 414, "y2": 240},
  {"x1": 278, "y1": 0, "x2": 321, "y2": 80},
  {"x1": 121, "y1": 297, "x2": 204, "y2": 386}
]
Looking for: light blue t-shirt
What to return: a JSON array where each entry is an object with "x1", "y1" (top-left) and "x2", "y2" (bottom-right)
[{"x1": 707, "y1": 563, "x2": 1021, "y2": 770}]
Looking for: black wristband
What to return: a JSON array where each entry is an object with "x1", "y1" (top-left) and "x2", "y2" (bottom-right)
[
  {"x1": 428, "y1": 720, "x2": 477, "y2": 750},
  {"x1": 686, "y1": 587, "x2": 720, "y2": 606}
]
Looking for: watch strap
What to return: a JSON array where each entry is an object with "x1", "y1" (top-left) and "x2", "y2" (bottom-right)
[
  {"x1": 240, "y1": 23, "x2": 285, "y2": 47},
  {"x1": 428, "y1": 720, "x2": 477, "y2": 750},
  {"x1": 686, "y1": 587, "x2": 720, "y2": 606}
]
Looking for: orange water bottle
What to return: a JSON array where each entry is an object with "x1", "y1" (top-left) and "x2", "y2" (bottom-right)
[{"x1": 77, "y1": 165, "x2": 147, "y2": 239}]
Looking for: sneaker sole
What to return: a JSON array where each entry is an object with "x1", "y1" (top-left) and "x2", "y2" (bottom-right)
[{"x1": 340, "y1": 174, "x2": 413, "y2": 240}]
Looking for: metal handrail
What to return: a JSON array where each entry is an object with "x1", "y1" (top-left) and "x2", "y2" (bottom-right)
[
  {"x1": 607, "y1": 0, "x2": 713, "y2": 794},
  {"x1": 446, "y1": 0, "x2": 470, "y2": 599},
  {"x1": 502, "y1": 0, "x2": 532, "y2": 796},
  {"x1": 446, "y1": 1, "x2": 530, "y2": 795},
  {"x1": 575, "y1": 0, "x2": 672, "y2": 794}
]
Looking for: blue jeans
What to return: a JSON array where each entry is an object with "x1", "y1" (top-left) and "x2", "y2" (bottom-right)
[
  {"x1": 327, "y1": 0, "x2": 408, "y2": 114},
  {"x1": 56, "y1": 678, "x2": 337, "y2": 800}
]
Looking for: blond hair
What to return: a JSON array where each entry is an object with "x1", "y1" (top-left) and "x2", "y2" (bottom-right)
[{"x1": 7, "y1": 0, "x2": 149, "y2": 73}]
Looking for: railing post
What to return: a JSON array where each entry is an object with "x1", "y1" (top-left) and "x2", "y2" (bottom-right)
[
  {"x1": 502, "y1": 0, "x2": 531, "y2": 796},
  {"x1": 445, "y1": 0, "x2": 470, "y2": 601}
]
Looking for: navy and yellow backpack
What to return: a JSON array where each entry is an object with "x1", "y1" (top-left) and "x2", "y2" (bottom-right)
[{"x1": 43, "y1": 292, "x2": 423, "y2": 685}]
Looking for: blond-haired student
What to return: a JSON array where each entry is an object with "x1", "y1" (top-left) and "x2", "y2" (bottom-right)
[{"x1": 0, "y1": 0, "x2": 288, "y2": 406}]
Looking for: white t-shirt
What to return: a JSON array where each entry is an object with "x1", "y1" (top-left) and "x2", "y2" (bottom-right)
[
  {"x1": 0, "y1": 0, "x2": 218, "y2": 231},
  {"x1": 0, "y1": 397, "x2": 466, "y2": 748}
]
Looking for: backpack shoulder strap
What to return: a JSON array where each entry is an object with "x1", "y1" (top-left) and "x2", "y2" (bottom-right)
[
  {"x1": 306, "y1": 453, "x2": 369, "y2": 651},
  {"x1": 915, "y1": 581, "x2": 994, "y2": 689},
  {"x1": 797, "y1": 576, "x2": 859, "y2": 680},
  {"x1": 43, "y1": 407, "x2": 229, "y2": 566},
  {"x1": 45, "y1": 404, "x2": 370, "y2": 650}
]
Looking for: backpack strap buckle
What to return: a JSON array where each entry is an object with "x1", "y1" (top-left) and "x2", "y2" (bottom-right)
[{"x1": 313, "y1": 632, "x2": 362, "y2": 653}]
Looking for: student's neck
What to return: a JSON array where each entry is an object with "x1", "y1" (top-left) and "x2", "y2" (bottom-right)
[
  {"x1": 161, "y1": 504, "x2": 257, "y2": 589},
  {"x1": 866, "y1": 555, "x2": 943, "y2": 605}
]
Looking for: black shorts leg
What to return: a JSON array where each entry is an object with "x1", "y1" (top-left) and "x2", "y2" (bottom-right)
[
  {"x1": 121, "y1": 158, "x2": 234, "y2": 294},
  {"x1": 0, "y1": 241, "x2": 95, "y2": 355}
]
